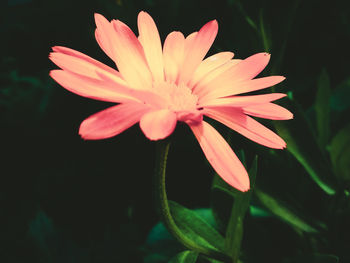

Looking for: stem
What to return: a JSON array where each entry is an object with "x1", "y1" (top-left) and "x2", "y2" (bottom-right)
[{"x1": 154, "y1": 140, "x2": 230, "y2": 261}]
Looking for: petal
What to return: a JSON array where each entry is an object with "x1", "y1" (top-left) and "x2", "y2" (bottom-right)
[
  {"x1": 178, "y1": 20, "x2": 218, "y2": 85},
  {"x1": 50, "y1": 46, "x2": 125, "y2": 85},
  {"x1": 231, "y1": 76, "x2": 286, "y2": 95},
  {"x1": 199, "y1": 93, "x2": 287, "y2": 108},
  {"x1": 94, "y1": 14, "x2": 119, "y2": 64},
  {"x1": 163, "y1": 31, "x2": 185, "y2": 83},
  {"x1": 50, "y1": 69, "x2": 162, "y2": 105},
  {"x1": 111, "y1": 19, "x2": 154, "y2": 90},
  {"x1": 184, "y1": 32, "x2": 198, "y2": 54},
  {"x1": 189, "y1": 121, "x2": 249, "y2": 191},
  {"x1": 50, "y1": 70, "x2": 136, "y2": 103},
  {"x1": 195, "y1": 53, "x2": 271, "y2": 101},
  {"x1": 95, "y1": 70, "x2": 166, "y2": 108},
  {"x1": 79, "y1": 102, "x2": 150, "y2": 140},
  {"x1": 189, "y1": 51, "x2": 234, "y2": 88},
  {"x1": 228, "y1": 52, "x2": 271, "y2": 80},
  {"x1": 198, "y1": 76, "x2": 285, "y2": 104},
  {"x1": 204, "y1": 107, "x2": 286, "y2": 149},
  {"x1": 193, "y1": 59, "x2": 241, "y2": 96},
  {"x1": 95, "y1": 14, "x2": 153, "y2": 90},
  {"x1": 138, "y1": 11, "x2": 164, "y2": 82},
  {"x1": 95, "y1": 28, "x2": 114, "y2": 62},
  {"x1": 139, "y1": 109, "x2": 177, "y2": 140},
  {"x1": 243, "y1": 103, "x2": 294, "y2": 120}
]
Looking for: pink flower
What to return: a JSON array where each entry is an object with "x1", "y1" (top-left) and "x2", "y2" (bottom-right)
[{"x1": 49, "y1": 11, "x2": 293, "y2": 192}]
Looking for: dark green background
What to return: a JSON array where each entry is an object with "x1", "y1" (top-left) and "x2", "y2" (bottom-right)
[{"x1": 1, "y1": 0, "x2": 350, "y2": 262}]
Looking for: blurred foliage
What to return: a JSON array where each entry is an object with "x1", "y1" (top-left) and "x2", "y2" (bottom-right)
[{"x1": 1, "y1": 0, "x2": 350, "y2": 262}]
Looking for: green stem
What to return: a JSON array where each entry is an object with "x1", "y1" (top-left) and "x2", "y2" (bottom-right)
[{"x1": 154, "y1": 140, "x2": 230, "y2": 261}]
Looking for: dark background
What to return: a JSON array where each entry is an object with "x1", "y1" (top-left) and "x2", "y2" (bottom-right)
[{"x1": 1, "y1": 0, "x2": 350, "y2": 262}]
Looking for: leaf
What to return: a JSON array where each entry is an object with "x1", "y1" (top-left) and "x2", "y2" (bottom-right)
[
  {"x1": 225, "y1": 157, "x2": 258, "y2": 262},
  {"x1": 273, "y1": 99, "x2": 337, "y2": 195},
  {"x1": 330, "y1": 77, "x2": 350, "y2": 112},
  {"x1": 329, "y1": 123, "x2": 350, "y2": 181},
  {"x1": 249, "y1": 205, "x2": 272, "y2": 218},
  {"x1": 210, "y1": 154, "x2": 252, "y2": 233},
  {"x1": 169, "y1": 201, "x2": 226, "y2": 255},
  {"x1": 254, "y1": 188, "x2": 320, "y2": 233},
  {"x1": 315, "y1": 69, "x2": 331, "y2": 148},
  {"x1": 169, "y1": 250, "x2": 198, "y2": 263}
]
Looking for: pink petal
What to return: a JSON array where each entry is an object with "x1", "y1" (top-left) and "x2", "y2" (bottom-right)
[
  {"x1": 50, "y1": 70, "x2": 163, "y2": 105},
  {"x1": 95, "y1": 14, "x2": 153, "y2": 90},
  {"x1": 111, "y1": 19, "x2": 154, "y2": 90},
  {"x1": 178, "y1": 20, "x2": 218, "y2": 85},
  {"x1": 95, "y1": 13, "x2": 116, "y2": 62},
  {"x1": 198, "y1": 76, "x2": 285, "y2": 104},
  {"x1": 50, "y1": 70, "x2": 137, "y2": 103},
  {"x1": 192, "y1": 59, "x2": 241, "y2": 96},
  {"x1": 94, "y1": 14, "x2": 119, "y2": 64},
  {"x1": 203, "y1": 107, "x2": 287, "y2": 149},
  {"x1": 184, "y1": 32, "x2": 198, "y2": 54},
  {"x1": 189, "y1": 121, "x2": 250, "y2": 192},
  {"x1": 199, "y1": 93, "x2": 287, "y2": 108},
  {"x1": 95, "y1": 29, "x2": 114, "y2": 63},
  {"x1": 195, "y1": 53, "x2": 271, "y2": 101},
  {"x1": 232, "y1": 52, "x2": 270, "y2": 79},
  {"x1": 50, "y1": 46, "x2": 125, "y2": 85},
  {"x1": 139, "y1": 109, "x2": 177, "y2": 140},
  {"x1": 243, "y1": 103, "x2": 294, "y2": 120},
  {"x1": 231, "y1": 76, "x2": 286, "y2": 95},
  {"x1": 137, "y1": 11, "x2": 164, "y2": 82},
  {"x1": 79, "y1": 102, "x2": 150, "y2": 140},
  {"x1": 189, "y1": 51, "x2": 234, "y2": 87},
  {"x1": 95, "y1": 70, "x2": 166, "y2": 108},
  {"x1": 163, "y1": 31, "x2": 185, "y2": 83}
]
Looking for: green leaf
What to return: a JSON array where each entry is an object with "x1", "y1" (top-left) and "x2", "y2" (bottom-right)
[
  {"x1": 169, "y1": 201, "x2": 226, "y2": 255},
  {"x1": 315, "y1": 69, "x2": 331, "y2": 148},
  {"x1": 330, "y1": 77, "x2": 350, "y2": 112},
  {"x1": 273, "y1": 99, "x2": 337, "y2": 195},
  {"x1": 254, "y1": 188, "x2": 320, "y2": 233},
  {"x1": 329, "y1": 123, "x2": 350, "y2": 181},
  {"x1": 249, "y1": 205, "x2": 272, "y2": 218},
  {"x1": 225, "y1": 157, "x2": 258, "y2": 262},
  {"x1": 169, "y1": 250, "x2": 198, "y2": 263}
]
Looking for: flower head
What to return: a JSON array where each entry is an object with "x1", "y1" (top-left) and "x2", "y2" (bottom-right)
[{"x1": 49, "y1": 11, "x2": 293, "y2": 192}]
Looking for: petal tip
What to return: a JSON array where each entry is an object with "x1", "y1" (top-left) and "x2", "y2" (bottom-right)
[
  {"x1": 49, "y1": 69, "x2": 59, "y2": 78},
  {"x1": 94, "y1": 13, "x2": 108, "y2": 26},
  {"x1": 138, "y1": 10, "x2": 149, "y2": 17},
  {"x1": 51, "y1": 46, "x2": 60, "y2": 52},
  {"x1": 240, "y1": 185, "x2": 250, "y2": 192}
]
